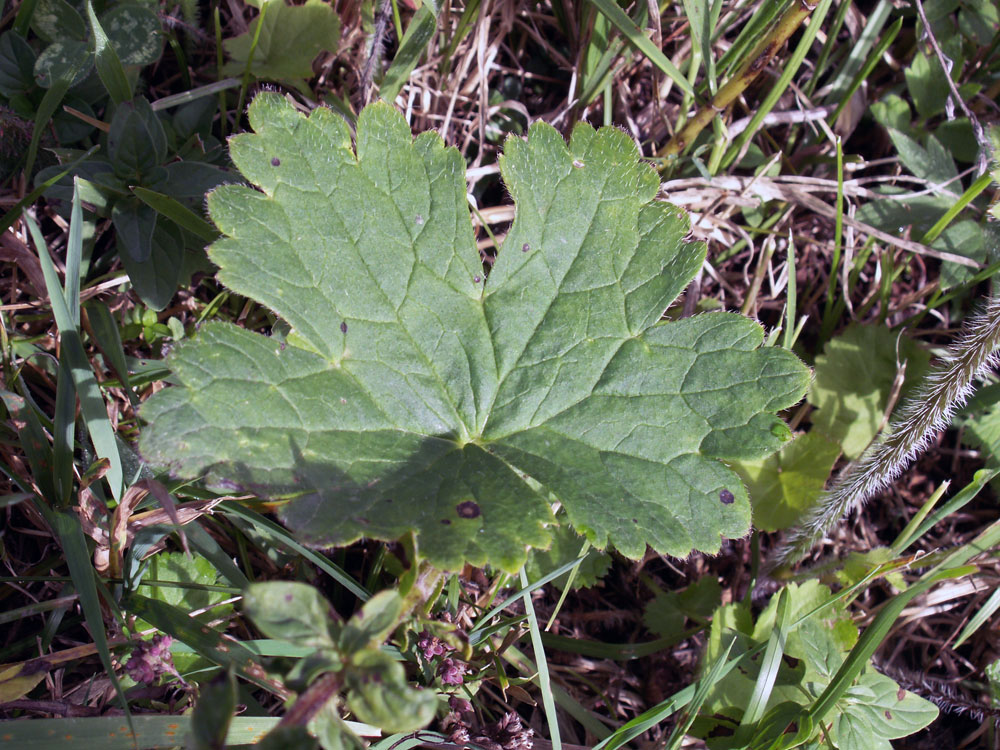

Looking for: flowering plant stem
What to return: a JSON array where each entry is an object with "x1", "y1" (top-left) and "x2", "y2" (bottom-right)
[{"x1": 773, "y1": 295, "x2": 1000, "y2": 568}]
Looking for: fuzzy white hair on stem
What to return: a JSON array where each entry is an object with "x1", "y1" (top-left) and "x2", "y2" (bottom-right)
[{"x1": 772, "y1": 294, "x2": 1000, "y2": 568}]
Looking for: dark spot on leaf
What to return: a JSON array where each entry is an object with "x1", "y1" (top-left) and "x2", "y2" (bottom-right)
[
  {"x1": 384, "y1": 498, "x2": 392, "y2": 503},
  {"x1": 885, "y1": 710, "x2": 892, "y2": 720},
  {"x1": 473, "y1": 276, "x2": 481, "y2": 283},
  {"x1": 632, "y1": 518, "x2": 638, "y2": 523},
  {"x1": 340, "y1": 321, "x2": 348, "y2": 333},
  {"x1": 271, "y1": 157, "x2": 280, "y2": 166},
  {"x1": 441, "y1": 519, "x2": 451, "y2": 525},
  {"x1": 456, "y1": 501, "x2": 481, "y2": 519},
  {"x1": 522, "y1": 243, "x2": 530, "y2": 252},
  {"x1": 719, "y1": 489, "x2": 735, "y2": 505},
  {"x1": 285, "y1": 593, "x2": 293, "y2": 602}
]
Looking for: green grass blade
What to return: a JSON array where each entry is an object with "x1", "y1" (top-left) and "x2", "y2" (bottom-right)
[
  {"x1": 934, "y1": 519, "x2": 1000, "y2": 573},
  {"x1": 953, "y1": 584, "x2": 1000, "y2": 648},
  {"x1": 890, "y1": 481, "x2": 949, "y2": 555},
  {"x1": 124, "y1": 592, "x2": 278, "y2": 692},
  {"x1": 469, "y1": 554, "x2": 602, "y2": 642},
  {"x1": 235, "y1": 1, "x2": 269, "y2": 123},
  {"x1": 0, "y1": 147, "x2": 97, "y2": 235},
  {"x1": 49, "y1": 508, "x2": 134, "y2": 725},
  {"x1": 52, "y1": 354, "x2": 76, "y2": 506},
  {"x1": 150, "y1": 78, "x2": 241, "y2": 111},
  {"x1": 664, "y1": 636, "x2": 737, "y2": 750},
  {"x1": 805, "y1": 0, "x2": 850, "y2": 97},
  {"x1": 131, "y1": 186, "x2": 219, "y2": 243},
  {"x1": 0, "y1": 715, "x2": 288, "y2": 748},
  {"x1": 804, "y1": 565, "x2": 976, "y2": 727},
  {"x1": 85, "y1": 301, "x2": 138, "y2": 406},
  {"x1": 920, "y1": 172, "x2": 994, "y2": 244},
  {"x1": 721, "y1": 0, "x2": 834, "y2": 167},
  {"x1": 715, "y1": 0, "x2": 789, "y2": 80},
  {"x1": 66, "y1": 180, "x2": 84, "y2": 324},
  {"x1": 219, "y1": 500, "x2": 370, "y2": 601},
  {"x1": 183, "y1": 520, "x2": 251, "y2": 589},
  {"x1": 12, "y1": 0, "x2": 39, "y2": 35},
  {"x1": 822, "y1": 0, "x2": 892, "y2": 103},
  {"x1": 682, "y1": 0, "x2": 718, "y2": 94},
  {"x1": 502, "y1": 644, "x2": 613, "y2": 740},
  {"x1": 741, "y1": 588, "x2": 790, "y2": 726},
  {"x1": 828, "y1": 16, "x2": 902, "y2": 128},
  {"x1": 584, "y1": 0, "x2": 695, "y2": 97},
  {"x1": 540, "y1": 632, "x2": 691, "y2": 660},
  {"x1": 0, "y1": 389, "x2": 58, "y2": 504},
  {"x1": 896, "y1": 469, "x2": 997, "y2": 553},
  {"x1": 379, "y1": 6, "x2": 437, "y2": 103},
  {"x1": 26, "y1": 78, "x2": 72, "y2": 178},
  {"x1": 519, "y1": 567, "x2": 561, "y2": 750},
  {"x1": 86, "y1": 0, "x2": 133, "y2": 105},
  {"x1": 782, "y1": 238, "x2": 796, "y2": 350},
  {"x1": 23, "y1": 212, "x2": 125, "y2": 500}
]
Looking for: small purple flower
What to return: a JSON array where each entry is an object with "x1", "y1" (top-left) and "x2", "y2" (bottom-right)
[
  {"x1": 125, "y1": 634, "x2": 177, "y2": 685},
  {"x1": 438, "y1": 657, "x2": 467, "y2": 686},
  {"x1": 417, "y1": 630, "x2": 453, "y2": 660}
]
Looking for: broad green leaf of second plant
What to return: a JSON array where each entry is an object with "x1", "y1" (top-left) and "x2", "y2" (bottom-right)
[
  {"x1": 732, "y1": 430, "x2": 840, "y2": 532},
  {"x1": 809, "y1": 325, "x2": 929, "y2": 459},
  {"x1": 222, "y1": 0, "x2": 340, "y2": 82},
  {"x1": 140, "y1": 94, "x2": 809, "y2": 573}
]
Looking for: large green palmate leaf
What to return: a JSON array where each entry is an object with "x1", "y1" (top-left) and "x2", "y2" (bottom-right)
[{"x1": 140, "y1": 94, "x2": 809, "y2": 572}]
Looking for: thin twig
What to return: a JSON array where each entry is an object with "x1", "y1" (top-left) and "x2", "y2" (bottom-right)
[{"x1": 913, "y1": 0, "x2": 992, "y2": 174}]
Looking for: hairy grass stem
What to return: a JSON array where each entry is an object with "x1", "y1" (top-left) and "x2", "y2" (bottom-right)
[{"x1": 774, "y1": 294, "x2": 1000, "y2": 567}]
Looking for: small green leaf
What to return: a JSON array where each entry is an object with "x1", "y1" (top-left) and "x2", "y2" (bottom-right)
[
  {"x1": 30, "y1": 0, "x2": 87, "y2": 43},
  {"x1": 986, "y1": 658, "x2": 1000, "y2": 706},
  {"x1": 243, "y1": 581, "x2": 341, "y2": 649},
  {"x1": 344, "y1": 650, "x2": 437, "y2": 733},
  {"x1": 33, "y1": 39, "x2": 91, "y2": 88},
  {"x1": 187, "y1": 669, "x2": 237, "y2": 750},
  {"x1": 339, "y1": 590, "x2": 403, "y2": 655},
  {"x1": 732, "y1": 431, "x2": 841, "y2": 532},
  {"x1": 310, "y1": 702, "x2": 367, "y2": 750},
  {"x1": 886, "y1": 129, "x2": 958, "y2": 186},
  {"x1": 222, "y1": 0, "x2": 340, "y2": 82},
  {"x1": 256, "y1": 725, "x2": 319, "y2": 750},
  {"x1": 904, "y1": 48, "x2": 953, "y2": 120},
  {"x1": 108, "y1": 97, "x2": 167, "y2": 177},
  {"x1": 112, "y1": 197, "x2": 157, "y2": 262},
  {"x1": 101, "y1": 4, "x2": 163, "y2": 67},
  {"x1": 809, "y1": 325, "x2": 930, "y2": 459},
  {"x1": 831, "y1": 669, "x2": 938, "y2": 747},
  {"x1": 141, "y1": 94, "x2": 809, "y2": 573},
  {"x1": 135, "y1": 552, "x2": 234, "y2": 628},
  {"x1": 643, "y1": 576, "x2": 721, "y2": 637},
  {"x1": 117, "y1": 213, "x2": 184, "y2": 311},
  {"x1": 0, "y1": 31, "x2": 37, "y2": 96},
  {"x1": 525, "y1": 518, "x2": 612, "y2": 590}
]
